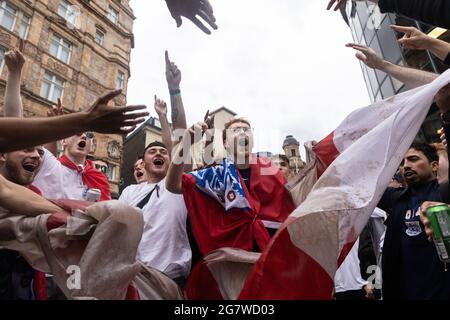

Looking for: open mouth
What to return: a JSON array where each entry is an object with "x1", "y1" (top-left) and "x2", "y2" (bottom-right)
[
  {"x1": 22, "y1": 163, "x2": 37, "y2": 173},
  {"x1": 153, "y1": 158, "x2": 164, "y2": 166},
  {"x1": 136, "y1": 171, "x2": 144, "y2": 178},
  {"x1": 78, "y1": 140, "x2": 87, "y2": 148}
]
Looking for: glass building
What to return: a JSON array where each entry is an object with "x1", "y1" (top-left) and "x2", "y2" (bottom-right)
[{"x1": 342, "y1": 0, "x2": 449, "y2": 142}]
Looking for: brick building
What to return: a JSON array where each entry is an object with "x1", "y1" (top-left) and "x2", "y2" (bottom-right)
[{"x1": 0, "y1": 0, "x2": 135, "y2": 196}]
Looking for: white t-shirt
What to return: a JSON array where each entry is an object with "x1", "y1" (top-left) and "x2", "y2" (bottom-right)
[
  {"x1": 334, "y1": 238, "x2": 368, "y2": 293},
  {"x1": 33, "y1": 149, "x2": 86, "y2": 200},
  {"x1": 119, "y1": 179, "x2": 191, "y2": 279}
]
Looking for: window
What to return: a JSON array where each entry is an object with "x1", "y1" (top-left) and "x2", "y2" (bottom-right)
[
  {"x1": 291, "y1": 149, "x2": 296, "y2": 157},
  {"x1": 0, "y1": 1, "x2": 16, "y2": 31},
  {"x1": 50, "y1": 33, "x2": 72, "y2": 64},
  {"x1": 95, "y1": 28, "x2": 104, "y2": 45},
  {"x1": 107, "y1": 6, "x2": 118, "y2": 24},
  {"x1": 105, "y1": 163, "x2": 116, "y2": 181},
  {"x1": 40, "y1": 71, "x2": 65, "y2": 103},
  {"x1": 58, "y1": 0, "x2": 77, "y2": 25},
  {"x1": 19, "y1": 14, "x2": 30, "y2": 39},
  {"x1": 0, "y1": 47, "x2": 5, "y2": 73},
  {"x1": 116, "y1": 71, "x2": 125, "y2": 89}
]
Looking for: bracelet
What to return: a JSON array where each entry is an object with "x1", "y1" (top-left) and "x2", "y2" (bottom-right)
[{"x1": 169, "y1": 88, "x2": 180, "y2": 95}]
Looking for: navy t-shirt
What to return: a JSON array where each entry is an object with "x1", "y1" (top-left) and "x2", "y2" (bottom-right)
[{"x1": 400, "y1": 191, "x2": 450, "y2": 299}]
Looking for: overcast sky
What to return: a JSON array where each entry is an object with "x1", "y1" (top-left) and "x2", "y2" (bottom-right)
[{"x1": 127, "y1": 0, "x2": 371, "y2": 158}]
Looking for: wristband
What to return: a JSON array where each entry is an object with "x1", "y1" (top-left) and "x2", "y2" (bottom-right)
[{"x1": 169, "y1": 88, "x2": 180, "y2": 95}]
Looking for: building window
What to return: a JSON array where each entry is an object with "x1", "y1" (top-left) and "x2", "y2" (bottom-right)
[
  {"x1": 95, "y1": 28, "x2": 104, "y2": 45},
  {"x1": 18, "y1": 14, "x2": 30, "y2": 39},
  {"x1": 0, "y1": 1, "x2": 16, "y2": 31},
  {"x1": 106, "y1": 163, "x2": 116, "y2": 181},
  {"x1": 49, "y1": 33, "x2": 72, "y2": 64},
  {"x1": 40, "y1": 71, "x2": 65, "y2": 103},
  {"x1": 116, "y1": 71, "x2": 125, "y2": 89},
  {"x1": 58, "y1": 0, "x2": 77, "y2": 25},
  {"x1": 107, "y1": 6, "x2": 119, "y2": 24},
  {"x1": 291, "y1": 149, "x2": 296, "y2": 157},
  {"x1": 0, "y1": 47, "x2": 5, "y2": 73}
]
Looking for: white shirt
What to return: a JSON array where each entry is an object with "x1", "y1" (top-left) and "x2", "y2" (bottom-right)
[
  {"x1": 119, "y1": 179, "x2": 191, "y2": 279},
  {"x1": 334, "y1": 238, "x2": 368, "y2": 293},
  {"x1": 33, "y1": 149, "x2": 86, "y2": 200}
]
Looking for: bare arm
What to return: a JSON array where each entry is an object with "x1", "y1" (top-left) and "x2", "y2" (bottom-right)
[
  {"x1": 0, "y1": 90, "x2": 148, "y2": 153},
  {"x1": 165, "y1": 51, "x2": 187, "y2": 131},
  {"x1": 347, "y1": 43, "x2": 438, "y2": 89},
  {"x1": 391, "y1": 25, "x2": 450, "y2": 62},
  {"x1": 0, "y1": 175, "x2": 60, "y2": 216},
  {"x1": 166, "y1": 122, "x2": 206, "y2": 194},
  {"x1": 4, "y1": 47, "x2": 25, "y2": 118},
  {"x1": 154, "y1": 95, "x2": 173, "y2": 155}
]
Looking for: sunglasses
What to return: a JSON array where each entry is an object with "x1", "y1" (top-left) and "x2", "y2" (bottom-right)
[{"x1": 76, "y1": 132, "x2": 94, "y2": 139}]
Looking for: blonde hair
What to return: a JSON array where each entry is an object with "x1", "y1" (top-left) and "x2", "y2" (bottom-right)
[{"x1": 222, "y1": 117, "x2": 251, "y2": 142}]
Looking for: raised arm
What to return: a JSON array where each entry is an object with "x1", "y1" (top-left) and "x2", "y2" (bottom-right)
[
  {"x1": 165, "y1": 51, "x2": 187, "y2": 131},
  {"x1": 43, "y1": 98, "x2": 64, "y2": 157},
  {"x1": 391, "y1": 25, "x2": 450, "y2": 63},
  {"x1": 166, "y1": 121, "x2": 207, "y2": 194},
  {"x1": 4, "y1": 43, "x2": 25, "y2": 117},
  {"x1": 154, "y1": 95, "x2": 173, "y2": 155},
  {"x1": 0, "y1": 174, "x2": 61, "y2": 216},
  {"x1": 0, "y1": 90, "x2": 148, "y2": 153},
  {"x1": 346, "y1": 43, "x2": 439, "y2": 89}
]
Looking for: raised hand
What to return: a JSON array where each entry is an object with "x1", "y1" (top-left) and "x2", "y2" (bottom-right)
[
  {"x1": 165, "y1": 51, "x2": 182, "y2": 91},
  {"x1": 154, "y1": 95, "x2": 168, "y2": 117},
  {"x1": 391, "y1": 25, "x2": 431, "y2": 50},
  {"x1": 47, "y1": 98, "x2": 64, "y2": 117},
  {"x1": 346, "y1": 43, "x2": 386, "y2": 70},
  {"x1": 5, "y1": 40, "x2": 25, "y2": 74},
  {"x1": 165, "y1": 0, "x2": 217, "y2": 35},
  {"x1": 83, "y1": 89, "x2": 148, "y2": 134}
]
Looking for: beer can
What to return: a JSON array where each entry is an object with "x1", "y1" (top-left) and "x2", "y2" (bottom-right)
[
  {"x1": 426, "y1": 204, "x2": 450, "y2": 263},
  {"x1": 85, "y1": 188, "x2": 101, "y2": 202}
]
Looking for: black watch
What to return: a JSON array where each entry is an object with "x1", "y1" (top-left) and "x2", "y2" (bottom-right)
[{"x1": 441, "y1": 112, "x2": 450, "y2": 125}]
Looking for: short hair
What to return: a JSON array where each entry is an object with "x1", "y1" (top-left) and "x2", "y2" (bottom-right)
[
  {"x1": 272, "y1": 154, "x2": 290, "y2": 165},
  {"x1": 222, "y1": 117, "x2": 251, "y2": 142},
  {"x1": 143, "y1": 141, "x2": 167, "y2": 158},
  {"x1": 409, "y1": 141, "x2": 439, "y2": 163}
]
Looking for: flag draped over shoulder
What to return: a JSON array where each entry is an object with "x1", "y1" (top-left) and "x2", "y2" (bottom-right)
[
  {"x1": 182, "y1": 157, "x2": 296, "y2": 255},
  {"x1": 238, "y1": 70, "x2": 450, "y2": 300},
  {"x1": 182, "y1": 157, "x2": 295, "y2": 300}
]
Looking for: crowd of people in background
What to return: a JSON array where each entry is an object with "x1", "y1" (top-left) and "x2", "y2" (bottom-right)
[{"x1": 0, "y1": 0, "x2": 449, "y2": 300}]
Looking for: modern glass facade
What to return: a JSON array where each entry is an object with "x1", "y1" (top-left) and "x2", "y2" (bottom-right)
[{"x1": 343, "y1": 0, "x2": 449, "y2": 142}]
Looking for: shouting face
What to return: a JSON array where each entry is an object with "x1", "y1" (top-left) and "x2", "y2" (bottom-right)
[
  {"x1": 134, "y1": 158, "x2": 148, "y2": 183},
  {"x1": 224, "y1": 121, "x2": 254, "y2": 164},
  {"x1": 63, "y1": 132, "x2": 93, "y2": 161},
  {"x1": 0, "y1": 146, "x2": 44, "y2": 185},
  {"x1": 143, "y1": 146, "x2": 170, "y2": 180}
]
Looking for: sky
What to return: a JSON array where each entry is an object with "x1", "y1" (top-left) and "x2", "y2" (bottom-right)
[{"x1": 127, "y1": 0, "x2": 371, "y2": 158}]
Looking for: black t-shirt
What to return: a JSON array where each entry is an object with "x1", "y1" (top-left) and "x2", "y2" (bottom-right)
[{"x1": 238, "y1": 168, "x2": 251, "y2": 190}]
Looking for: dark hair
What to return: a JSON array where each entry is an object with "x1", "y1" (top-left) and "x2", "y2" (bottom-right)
[
  {"x1": 143, "y1": 141, "x2": 167, "y2": 158},
  {"x1": 409, "y1": 142, "x2": 439, "y2": 163},
  {"x1": 272, "y1": 154, "x2": 290, "y2": 165}
]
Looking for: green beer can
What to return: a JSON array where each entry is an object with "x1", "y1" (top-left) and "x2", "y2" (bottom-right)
[{"x1": 426, "y1": 204, "x2": 450, "y2": 263}]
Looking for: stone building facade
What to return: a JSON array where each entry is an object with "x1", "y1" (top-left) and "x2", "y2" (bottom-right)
[{"x1": 0, "y1": 0, "x2": 135, "y2": 196}]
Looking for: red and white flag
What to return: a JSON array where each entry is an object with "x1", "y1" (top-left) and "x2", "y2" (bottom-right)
[{"x1": 238, "y1": 70, "x2": 450, "y2": 299}]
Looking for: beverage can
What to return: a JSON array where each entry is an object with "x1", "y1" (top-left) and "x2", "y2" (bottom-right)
[
  {"x1": 85, "y1": 188, "x2": 101, "y2": 202},
  {"x1": 426, "y1": 204, "x2": 450, "y2": 263}
]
